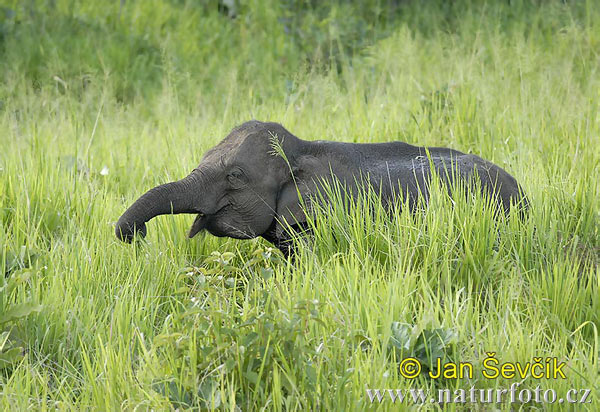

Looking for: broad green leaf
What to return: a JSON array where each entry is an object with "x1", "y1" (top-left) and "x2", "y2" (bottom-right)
[
  {"x1": 0, "y1": 347, "x2": 24, "y2": 368},
  {"x1": 0, "y1": 302, "x2": 42, "y2": 325}
]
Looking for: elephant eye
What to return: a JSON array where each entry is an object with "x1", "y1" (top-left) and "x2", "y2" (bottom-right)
[{"x1": 227, "y1": 167, "x2": 247, "y2": 188}]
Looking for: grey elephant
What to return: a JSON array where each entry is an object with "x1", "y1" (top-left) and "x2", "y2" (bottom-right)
[{"x1": 115, "y1": 120, "x2": 527, "y2": 255}]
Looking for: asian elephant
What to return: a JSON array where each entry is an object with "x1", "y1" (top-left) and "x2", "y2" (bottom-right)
[{"x1": 115, "y1": 120, "x2": 528, "y2": 255}]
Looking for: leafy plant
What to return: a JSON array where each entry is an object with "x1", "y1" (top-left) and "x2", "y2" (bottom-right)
[
  {"x1": 150, "y1": 282, "x2": 325, "y2": 409},
  {"x1": 389, "y1": 322, "x2": 457, "y2": 375},
  {"x1": 0, "y1": 270, "x2": 42, "y2": 369}
]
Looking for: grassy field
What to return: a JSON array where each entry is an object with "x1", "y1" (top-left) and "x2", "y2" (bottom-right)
[{"x1": 1, "y1": 0, "x2": 599, "y2": 410}]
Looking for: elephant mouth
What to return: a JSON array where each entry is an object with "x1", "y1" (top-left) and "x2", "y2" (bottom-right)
[
  {"x1": 188, "y1": 213, "x2": 207, "y2": 238},
  {"x1": 187, "y1": 204, "x2": 228, "y2": 238}
]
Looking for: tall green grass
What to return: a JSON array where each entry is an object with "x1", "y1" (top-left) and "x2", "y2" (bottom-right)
[{"x1": 1, "y1": 0, "x2": 598, "y2": 410}]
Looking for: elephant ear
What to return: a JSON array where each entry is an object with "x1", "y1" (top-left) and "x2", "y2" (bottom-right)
[
  {"x1": 274, "y1": 178, "x2": 314, "y2": 239},
  {"x1": 274, "y1": 155, "x2": 325, "y2": 239}
]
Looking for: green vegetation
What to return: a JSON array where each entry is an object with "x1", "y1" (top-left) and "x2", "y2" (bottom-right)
[{"x1": 1, "y1": 0, "x2": 598, "y2": 410}]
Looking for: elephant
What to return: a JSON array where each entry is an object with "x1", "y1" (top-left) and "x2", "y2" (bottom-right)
[{"x1": 115, "y1": 120, "x2": 528, "y2": 256}]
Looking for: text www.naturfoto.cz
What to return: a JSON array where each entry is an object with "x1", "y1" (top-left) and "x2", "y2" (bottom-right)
[{"x1": 365, "y1": 384, "x2": 592, "y2": 405}]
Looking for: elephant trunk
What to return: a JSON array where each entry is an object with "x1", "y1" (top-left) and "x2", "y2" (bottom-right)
[{"x1": 115, "y1": 173, "x2": 202, "y2": 242}]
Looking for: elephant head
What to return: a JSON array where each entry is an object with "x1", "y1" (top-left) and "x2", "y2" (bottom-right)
[{"x1": 115, "y1": 121, "x2": 313, "y2": 249}]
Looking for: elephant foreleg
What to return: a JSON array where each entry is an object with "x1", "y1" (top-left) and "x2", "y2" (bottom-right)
[{"x1": 261, "y1": 222, "x2": 311, "y2": 258}]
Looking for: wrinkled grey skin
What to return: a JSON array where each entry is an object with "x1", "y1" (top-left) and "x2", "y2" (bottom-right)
[{"x1": 116, "y1": 120, "x2": 528, "y2": 256}]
